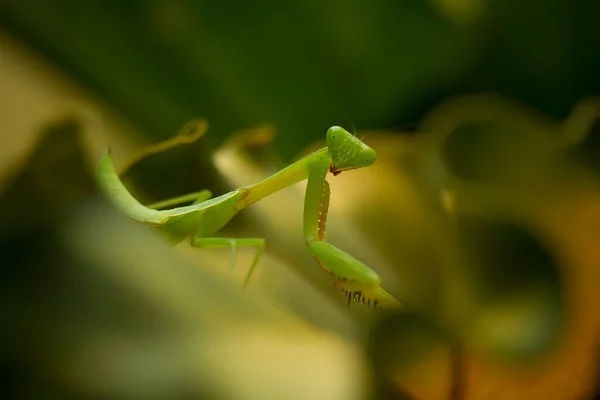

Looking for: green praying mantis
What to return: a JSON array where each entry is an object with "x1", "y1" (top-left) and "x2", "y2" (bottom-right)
[{"x1": 95, "y1": 124, "x2": 401, "y2": 309}]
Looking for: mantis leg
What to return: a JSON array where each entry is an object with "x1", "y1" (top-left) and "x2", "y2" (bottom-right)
[
  {"x1": 119, "y1": 119, "x2": 208, "y2": 175},
  {"x1": 192, "y1": 237, "x2": 265, "y2": 287},
  {"x1": 147, "y1": 190, "x2": 213, "y2": 210},
  {"x1": 303, "y1": 161, "x2": 401, "y2": 308}
]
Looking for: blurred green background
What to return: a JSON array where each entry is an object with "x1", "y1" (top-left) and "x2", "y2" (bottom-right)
[{"x1": 2, "y1": 1, "x2": 600, "y2": 399}]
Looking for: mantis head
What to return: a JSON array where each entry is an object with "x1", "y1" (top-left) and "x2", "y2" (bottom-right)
[{"x1": 326, "y1": 126, "x2": 376, "y2": 176}]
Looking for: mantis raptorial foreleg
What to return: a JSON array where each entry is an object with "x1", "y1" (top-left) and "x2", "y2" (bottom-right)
[{"x1": 302, "y1": 160, "x2": 401, "y2": 308}]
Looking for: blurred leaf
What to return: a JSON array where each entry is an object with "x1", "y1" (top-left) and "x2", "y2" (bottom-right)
[
  {"x1": 1, "y1": 199, "x2": 368, "y2": 400},
  {"x1": 454, "y1": 216, "x2": 564, "y2": 360},
  {"x1": 568, "y1": 103, "x2": 600, "y2": 176},
  {"x1": 0, "y1": 0, "x2": 477, "y2": 159},
  {"x1": 443, "y1": 120, "x2": 549, "y2": 184},
  {"x1": 369, "y1": 311, "x2": 452, "y2": 400},
  {"x1": 448, "y1": 0, "x2": 600, "y2": 119},
  {"x1": 0, "y1": 115, "x2": 94, "y2": 240}
]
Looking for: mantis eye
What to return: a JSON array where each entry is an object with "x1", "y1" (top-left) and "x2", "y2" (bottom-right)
[{"x1": 326, "y1": 126, "x2": 345, "y2": 143}]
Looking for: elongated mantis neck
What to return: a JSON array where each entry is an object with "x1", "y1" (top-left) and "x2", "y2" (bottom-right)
[{"x1": 237, "y1": 147, "x2": 330, "y2": 209}]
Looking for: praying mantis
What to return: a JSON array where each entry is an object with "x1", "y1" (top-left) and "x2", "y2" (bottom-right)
[{"x1": 95, "y1": 124, "x2": 401, "y2": 309}]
